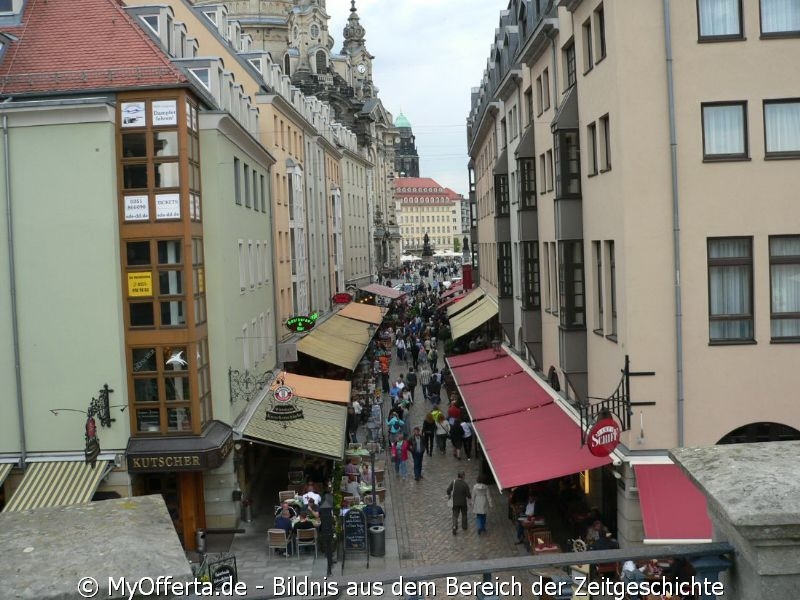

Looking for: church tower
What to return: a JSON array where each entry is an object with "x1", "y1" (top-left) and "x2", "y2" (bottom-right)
[
  {"x1": 394, "y1": 113, "x2": 420, "y2": 178},
  {"x1": 341, "y1": 0, "x2": 375, "y2": 100},
  {"x1": 286, "y1": 0, "x2": 334, "y2": 75}
]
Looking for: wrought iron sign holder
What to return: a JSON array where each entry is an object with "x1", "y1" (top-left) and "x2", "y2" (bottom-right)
[
  {"x1": 579, "y1": 355, "x2": 655, "y2": 446},
  {"x1": 228, "y1": 368, "x2": 276, "y2": 405}
]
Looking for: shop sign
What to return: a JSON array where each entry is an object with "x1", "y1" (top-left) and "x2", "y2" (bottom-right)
[
  {"x1": 211, "y1": 564, "x2": 236, "y2": 590},
  {"x1": 84, "y1": 416, "x2": 100, "y2": 468},
  {"x1": 332, "y1": 293, "x2": 353, "y2": 304},
  {"x1": 127, "y1": 272, "x2": 153, "y2": 297},
  {"x1": 285, "y1": 313, "x2": 318, "y2": 333},
  {"x1": 587, "y1": 417, "x2": 621, "y2": 457},
  {"x1": 124, "y1": 195, "x2": 149, "y2": 221},
  {"x1": 152, "y1": 100, "x2": 178, "y2": 126},
  {"x1": 155, "y1": 193, "x2": 180, "y2": 219},
  {"x1": 265, "y1": 382, "x2": 303, "y2": 426},
  {"x1": 121, "y1": 101, "x2": 145, "y2": 127},
  {"x1": 127, "y1": 435, "x2": 233, "y2": 472}
]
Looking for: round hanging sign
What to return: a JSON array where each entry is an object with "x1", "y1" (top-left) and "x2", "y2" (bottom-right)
[
  {"x1": 587, "y1": 417, "x2": 621, "y2": 457},
  {"x1": 273, "y1": 385, "x2": 294, "y2": 403}
]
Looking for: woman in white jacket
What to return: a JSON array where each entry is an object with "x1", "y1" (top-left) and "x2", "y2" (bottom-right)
[{"x1": 471, "y1": 475, "x2": 494, "y2": 534}]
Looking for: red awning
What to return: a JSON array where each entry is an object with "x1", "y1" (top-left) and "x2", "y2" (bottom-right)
[
  {"x1": 446, "y1": 348, "x2": 505, "y2": 368},
  {"x1": 450, "y1": 355, "x2": 521, "y2": 385},
  {"x1": 634, "y1": 464, "x2": 713, "y2": 543},
  {"x1": 437, "y1": 295, "x2": 464, "y2": 310},
  {"x1": 472, "y1": 402, "x2": 611, "y2": 489},
  {"x1": 440, "y1": 285, "x2": 463, "y2": 299},
  {"x1": 459, "y1": 371, "x2": 553, "y2": 421}
]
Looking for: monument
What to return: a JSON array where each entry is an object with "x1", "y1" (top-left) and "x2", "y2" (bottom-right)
[{"x1": 421, "y1": 231, "x2": 433, "y2": 261}]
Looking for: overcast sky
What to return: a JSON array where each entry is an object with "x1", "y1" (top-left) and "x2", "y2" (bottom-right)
[{"x1": 328, "y1": 0, "x2": 506, "y2": 197}]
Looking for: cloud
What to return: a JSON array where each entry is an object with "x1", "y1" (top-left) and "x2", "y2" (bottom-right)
[{"x1": 328, "y1": 0, "x2": 504, "y2": 195}]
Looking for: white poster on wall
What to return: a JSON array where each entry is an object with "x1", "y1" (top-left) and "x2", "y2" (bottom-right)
[
  {"x1": 155, "y1": 193, "x2": 181, "y2": 219},
  {"x1": 124, "y1": 195, "x2": 149, "y2": 221},
  {"x1": 152, "y1": 100, "x2": 178, "y2": 126},
  {"x1": 121, "y1": 102, "x2": 146, "y2": 127}
]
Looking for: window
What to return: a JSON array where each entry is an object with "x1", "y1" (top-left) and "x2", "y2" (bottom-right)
[
  {"x1": 543, "y1": 243, "x2": 551, "y2": 311},
  {"x1": 587, "y1": 122, "x2": 598, "y2": 175},
  {"x1": 519, "y1": 158, "x2": 536, "y2": 209},
  {"x1": 244, "y1": 164, "x2": 251, "y2": 208},
  {"x1": 233, "y1": 157, "x2": 241, "y2": 204},
  {"x1": 770, "y1": 236, "x2": 800, "y2": 339},
  {"x1": 260, "y1": 175, "x2": 267, "y2": 213},
  {"x1": 255, "y1": 242, "x2": 262, "y2": 286},
  {"x1": 537, "y1": 79, "x2": 547, "y2": 122},
  {"x1": 495, "y1": 174, "x2": 510, "y2": 216},
  {"x1": 131, "y1": 345, "x2": 194, "y2": 434},
  {"x1": 524, "y1": 87, "x2": 534, "y2": 125},
  {"x1": 549, "y1": 242, "x2": 558, "y2": 312},
  {"x1": 542, "y1": 68, "x2": 551, "y2": 111},
  {"x1": 595, "y1": 4, "x2": 607, "y2": 60},
  {"x1": 702, "y1": 102, "x2": 748, "y2": 159},
  {"x1": 761, "y1": 0, "x2": 800, "y2": 35},
  {"x1": 599, "y1": 114, "x2": 612, "y2": 171},
  {"x1": 708, "y1": 237, "x2": 753, "y2": 342},
  {"x1": 546, "y1": 150, "x2": 554, "y2": 192},
  {"x1": 563, "y1": 41, "x2": 576, "y2": 90},
  {"x1": 593, "y1": 241, "x2": 603, "y2": 333},
  {"x1": 498, "y1": 243, "x2": 513, "y2": 298},
  {"x1": 554, "y1": 130, "x2": 581, "y2": 198},
  {"x1": 126, "y1": 240, "x2": 187, "y2": 329},
  {"x1": 607, "y1": 241, "x2": 617, "y2": 338},
  {"x1": 582, "y1": 18, "x2": 593, "y2": 73},
  {"x1": 521, "y1": 241, "x2": 541, "y2": 310},
  {"x1": 697, "y1": 0, "x2": 743, "y2": 39},
  {"x1": 539, "y1": 154, "x2": 547, "y2": 195},
  {"x1": 238, "y1": 240, "x2": 246, "y2": 292},
  {"x1": 242, "y1": 325, "x2": 250, "y2": 371},
  {"x1": 764, "y1": 100, "x2": 800, "y2": 157},
  {"x1": 559, "y1": 240, "x2": 585, "y2": 329}
]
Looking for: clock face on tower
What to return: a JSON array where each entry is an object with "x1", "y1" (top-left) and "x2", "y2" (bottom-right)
[{"x1": 357, "y1": 64, "x2": 366, "y2": 74}]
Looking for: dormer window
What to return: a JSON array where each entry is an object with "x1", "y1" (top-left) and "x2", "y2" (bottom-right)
[
  {"x1": 249, "y1": 58, "x2": 262, "y2": 73},
  {"x1": 188, "y1": 68, "x2": 210, "y2": 90},
  {"x1": 202, "y1": 10, "x2": 216, "y2": 25},
  {"x1": 141, "y1": 15, "x2": 159, "y2": 34},
  {"x1": 166, "y1": 14, "x2": 174, "y2": 55}
]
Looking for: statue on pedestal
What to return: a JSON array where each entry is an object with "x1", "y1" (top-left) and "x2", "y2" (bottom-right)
[{"x1": 422, "y1": 231, "x2": 433, "y2": 258}]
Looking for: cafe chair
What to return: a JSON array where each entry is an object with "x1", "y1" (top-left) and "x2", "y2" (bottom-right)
[
  {"x1": 278, "y1": 490, "x2": 296, "y2": 503},
  {"x1": 266, "y1": 529, "x2": 292, "y2": 560},
  {"x1": 295, "y1": 528, "x2": 318, "y2": 559}
]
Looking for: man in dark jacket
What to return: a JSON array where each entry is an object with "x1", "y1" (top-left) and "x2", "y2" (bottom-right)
[
  {"x1": 406, "y1": 368, "x2": 418, "y2": 403},
  {"x1": 446, "y1": 471, "x2": 472, "y2": 535}
]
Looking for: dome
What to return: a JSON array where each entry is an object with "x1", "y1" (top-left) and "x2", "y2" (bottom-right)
[{"x1": 394, "y1": 113, "x2": 411, "y2": 128}]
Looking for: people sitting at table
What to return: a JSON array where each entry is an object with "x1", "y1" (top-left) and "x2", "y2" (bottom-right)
[
  {"x1": 515, "y1": 494, "x2": 539, "y2": 544},
  {"x1": 306, "y1": 497, "x2": 320, "y2": 520},
  {"x1": 345, "y1": 474, "x2": 361, "y2": 502},
  {"x1": 274, "y1": 508, "x2": 292, "y2": 537},
  {"x1": 292, "y1": 511, "x2": 316, "y2": 555},
  {"x1": 360, "y1": 462, "x2": 373, "y2": 485},
  {"x1": 585, "y1": 519, "x2": 609, "y2": 546},
  {"x1": 363, "y1": 496, "x2": 385, "y2": 524},
  {"x1": 590, "y1": 531, "x2": 620, "y2": 550},
  {"x1": 344, "y1": 457, "x2": 360, "y2": 479},
  {"x1": 620, "y1": 560, "x2": 647, "y2": 598},
  {"x1": 274, "y1": 501, "x2": 298, "y2": 519},
  {"x1": 301, "y1": 483, "x2": 321, "y2": 506}
]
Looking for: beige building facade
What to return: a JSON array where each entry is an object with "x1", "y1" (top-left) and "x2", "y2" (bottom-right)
[
  {"x1": 468, "y1": 0, "x2": 800, "y2": 546},
  {"x1": 395, "y1": 177, "x2": 464, "y2": 254}
]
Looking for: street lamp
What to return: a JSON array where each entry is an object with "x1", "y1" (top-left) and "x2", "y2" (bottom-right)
[{"x1": 365, "y1": 441, "x2": 380, "y2": 507}]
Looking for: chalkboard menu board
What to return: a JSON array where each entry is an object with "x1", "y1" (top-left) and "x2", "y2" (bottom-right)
[{"x1": 343, "y1": 508, "x2": 367, "y2": 551}]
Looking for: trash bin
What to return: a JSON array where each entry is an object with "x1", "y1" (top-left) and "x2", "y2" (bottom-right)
[
  {"x1": 369, "y1": 525, "x2": 385, "y2": 557},
  {"x1": 195, "y1": 529, "x2": 206, "y2": 554}
]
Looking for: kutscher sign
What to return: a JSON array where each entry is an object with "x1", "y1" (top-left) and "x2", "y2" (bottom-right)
[{"x1": 587, "y1": 417, "x2": 621, "y2": 457}]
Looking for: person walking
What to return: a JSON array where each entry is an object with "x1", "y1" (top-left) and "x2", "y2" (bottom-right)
[
  {"x1": 386, "y1": 411, "x2": 405, "y2": 443},
  {"x1": 409, "y1": 340, "x2": 420, "y2": 369},
  {"x1": 435, "y1": 412, "x2": 450, "y2": 455},
  {"x1": 461, "y1": 419, "x2": 474, "y2": 460},
  {"x1": 395, "y1": 336, "x2": 407, "y2": 364},
  {"x1": 418, "y1": 362, "x2": 432, "y2": 401},
  {"x1": 405, "y1": 368, "x2": 418, "y2": 404},
  {"x1": 410, "y1": 427, "x2": 425, "y2": 481},
  {"x1": 450, "y1": 418, "x2": 464, "y2": 460},
  {"x1": 421, "y1": 412, "x2": 436, "y2": 457},
  {"x1": 446, "y1": 471, "x2": 472, "y2": 535},
  {"x1": 429, "y1": 346, "x2": 439, "y2": 370},
  {"x1": 391, "y1": 433, "x2": 410, "y2": 480},
  {"x1": 471, "y1": 475, "x2": 493, "y2": 534}
]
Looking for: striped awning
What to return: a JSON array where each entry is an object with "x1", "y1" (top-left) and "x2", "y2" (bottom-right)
[
  {"x1": 242, "y1": 397, "x2": 347, "y2": 460},
  {"x1": 450, "y1": 296, "x2": 499, "y2": 340},
  {"x1": 0, "y1": 463, "x2": 13, "y2": 488},
  {"x1": 3, "y1": 460, "x2": 110, "y2": 512},
  {"x1": 447, "y1": 287, "x2": 485, "y2": 318}
]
